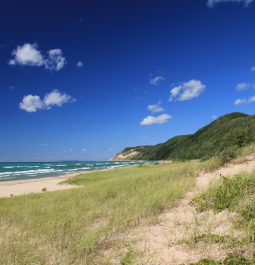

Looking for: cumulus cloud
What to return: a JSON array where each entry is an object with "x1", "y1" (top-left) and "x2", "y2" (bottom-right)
[
  {"x1": 43, "y1": 90, "x2": 73, "y2": 107},
  {"x1": 9, "y1": 43, "x2": 44, "y2": 67},
  {"x1": 19, "y1": 95, "x2": 43, "y2": 112},
  {"x1": 234, "y1": 96, "x2": 255, "y2": 105},
  {"x1": 19, "y1": 90, "x2": 74, "y2": 112},
  {"x1": 9, "y1": 43, "x2": 66, "y2": 71},
  {"x1": 44, "y1": 49, "x2": 66, "y2": 71},
  {"x1": 251, "y1": 66, "x2": 255, "y2": 73},
  {"x1": 140, "y1": 114, "x2": 172, "y2": 125},
  {"x1": 207, "y1": 0, "x2": 254, "y2": 7},
  {"x1": 169, "y1": 79, "x2": 205, "y2": 101},
  {"x1": 149, "y1": 75, "x2": 165, "y2": 86},
  {"x1": 77, "y1": 61, "x2": 84, "y2": 68},
  {"x1": 147, "y1": 101, "x2": 164, "y2": 113}
]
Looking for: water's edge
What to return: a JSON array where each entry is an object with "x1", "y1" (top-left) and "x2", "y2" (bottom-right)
[{"x1": 0, "y1": 161, "x2": 152, "y2": 182}]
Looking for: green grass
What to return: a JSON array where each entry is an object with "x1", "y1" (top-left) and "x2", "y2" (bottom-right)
[
  {"x1": 120, "y1": 248, "x2": 135, "y2": 265},
  {"x1": 200, "y1": 143, "x2": 255, "y2": 173},
  {"x1": 194, "y1": 171, "x2": 255, "y2": 263},
  {"x1": 240, "y1": 143, "x2": 255, "y2": 157},
  {"x1": 0, "y1": 161, "x2": 202, "y2": 265},
  {"x1": 194, "y1": 172, "x2": 255, "y2": 212}
]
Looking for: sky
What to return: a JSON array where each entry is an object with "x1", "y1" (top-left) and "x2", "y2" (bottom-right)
[{"x1": 1, "y1": 0, "x2": 255, "y2": 161}]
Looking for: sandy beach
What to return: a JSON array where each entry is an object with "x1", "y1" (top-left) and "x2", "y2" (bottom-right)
[
  {"x1": 0, "y1": 165, "x2": 137, "y2": 198},
  {"x1": 0, "y1": 173, "x2": 80, "y2": 198}
]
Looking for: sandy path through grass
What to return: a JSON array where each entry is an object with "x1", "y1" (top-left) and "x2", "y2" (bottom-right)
[{"x1": 108, "y1": 157, "x2": 255, "y2": 264}]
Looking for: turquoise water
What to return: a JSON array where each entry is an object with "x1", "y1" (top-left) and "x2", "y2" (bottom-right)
[{"x1": 0, "y1": 161, "x2": 148, "y2": 182}]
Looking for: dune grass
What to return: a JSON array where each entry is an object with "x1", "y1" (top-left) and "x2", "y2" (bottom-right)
[
  {"x1": 192, "y1": 253, "x2": 254, "y2": 265},
  {"x1": 240, "y1": 143, "x2": 255, "y2": 157},
  {"x1": 194, "y1": 172, "x2": 255, "y2": 214},
  {"x1": 0, "y1": 161, "x2": 202, "y2": 265},
  {"x1": 193, "y1": 171, "x2": 255, "y2": 264},
  {"x1": 194, "y1": 171, "x2": 255, "y2": 241}
]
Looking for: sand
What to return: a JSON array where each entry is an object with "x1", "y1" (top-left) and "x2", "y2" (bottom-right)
[
  {"x1": 105, "y1": 156, "x2": 255, "y2": 264},
  {"x1": 0, "y1": 173, "x2": 79, "y2": 198},
  {"x1": 0, "y1": 165, "x2": 132, "y2": 198}
]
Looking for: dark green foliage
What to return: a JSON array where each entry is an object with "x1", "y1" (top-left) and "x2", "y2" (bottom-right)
[
  {"x1": 121, "y1": 146, "x2": 151, "y2": 155},
  {"x1": 217, "y1": 147, "x2": 239, "y2": 165},
  {"x1": 120, "y1": 112, "x2": 255, "y2": 160}
]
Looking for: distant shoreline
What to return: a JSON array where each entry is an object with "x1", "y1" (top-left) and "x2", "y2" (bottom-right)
[
  {"x1": 0, "y1": 160, "x2": 147, "y2": 183},
  {"x1": 0, "y1": 171, "x2": 84, "y2": 198},
  {"x1": 0, "y1": 171, "x2": 80, "y2": 186},
  {"x1": 0, "y1": 165, "x2": 139, "y2": 198}
]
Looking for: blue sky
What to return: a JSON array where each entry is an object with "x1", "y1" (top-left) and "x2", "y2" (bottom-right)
[{"x1": 1, "y1": 0, "x2": 255, "y2": 161}]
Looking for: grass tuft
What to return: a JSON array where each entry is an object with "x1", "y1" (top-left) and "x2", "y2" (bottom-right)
[
  {"x1": 193, "y1": 173, "x2": 255, "y2": 212},
  {"x1": 193, "y1": 253, "x2": 253, "y2": 265},
  {"x1": 120, "y1": 248, "x2": 135, "y2": 265},
  {"x1": 193, "y1": 170, "x2": 255, "y2": 256}
]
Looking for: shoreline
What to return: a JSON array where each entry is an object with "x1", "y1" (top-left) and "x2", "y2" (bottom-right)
[
  {"x1": 0, "y1": 171, "x2": 81, "y2": 186},
  {"x1": 0, "y1": 171, "x2": 87, "y2": 198},
  {"x1": 0, "y1": 165, "x2": 139, "y2": 198}
]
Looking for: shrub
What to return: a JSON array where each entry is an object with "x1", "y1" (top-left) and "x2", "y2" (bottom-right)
[{"x1": 218, "y1": 147, "x2": 239, "y2": 166}]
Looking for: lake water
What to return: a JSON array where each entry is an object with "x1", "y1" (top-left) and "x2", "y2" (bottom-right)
[{"x1": 0, "y1": 161, "x2": 148, "y2": 181}]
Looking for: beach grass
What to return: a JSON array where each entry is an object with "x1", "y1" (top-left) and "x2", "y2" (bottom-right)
[
  {"x1": 193, "y1": 171, "x2": 255, "y2": 264},
  {"x1": 0, "y1": 161, "x2": 201, "y2": 265}
]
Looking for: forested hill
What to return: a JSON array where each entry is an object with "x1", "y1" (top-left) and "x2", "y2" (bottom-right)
[{"x1": 112, "y1": 112, "x2": 255, "y2": 160}]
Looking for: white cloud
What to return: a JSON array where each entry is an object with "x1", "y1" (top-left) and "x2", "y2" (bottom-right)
[
  {"x1": 251, "y1": 66, "x2": 255, "y2": 72},
  {"x1": 9, "y1": 43, "x2": 44, "y2": 67},
  {"x1": 169, "y1": 79, "x2": 205, "y2": 101},
  {"x1": 149, "y1": 75, "x2": 165, "y2": 86},
  {"x1": 207, "y1": 0, "x2": 254, "y2": 7},
  {"x1": 44, "y1": 49, "x2": 66, "y2": 71},
  {"x1": 236, "y1": 82, "x2": 255, "y2": 91},
  {"x1": 140, "y1": 114, "x2": 172, "y2": 125},
  {"x1": 234, "y1": 98, "x2": 246, "y2": 105},
  {"x1": 234, "y1": 96, "x2": 255, "y2": 105},
  {"x1": 77, "y1": 61, "x2": 84, "y2": 68},
  {"x1": 9, "y1": 43, "x2": 66, "y2": 71},
  {"x1": 212, "y1": 115, "x2": 218, "y2": 120},
  {"x1": 19, "y1": 95, "x2": 43, "y2": 112},
  {"x1": 147, "y1": 101, "x2": 164, "y2": 113},
  {"x1": 236, "y1": 82, "x2": 253, "y2": 91},
  {"x1": 249, "y1": 96, "x2": 255, "y2": 102},
  {"x1": 19, "y1": 90, "x2": 74, "y2": 112},
  {"x1": 43, "y1": 90, "x2": 73, "y2": 107}
]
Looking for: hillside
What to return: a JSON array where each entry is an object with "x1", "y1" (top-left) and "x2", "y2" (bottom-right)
[
  {"x1": 112, "y1": 112, "x2": 255, "y2": 160},
  {"x1": 111, "y1": 146, "x2": 151, "y2": 160}
]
